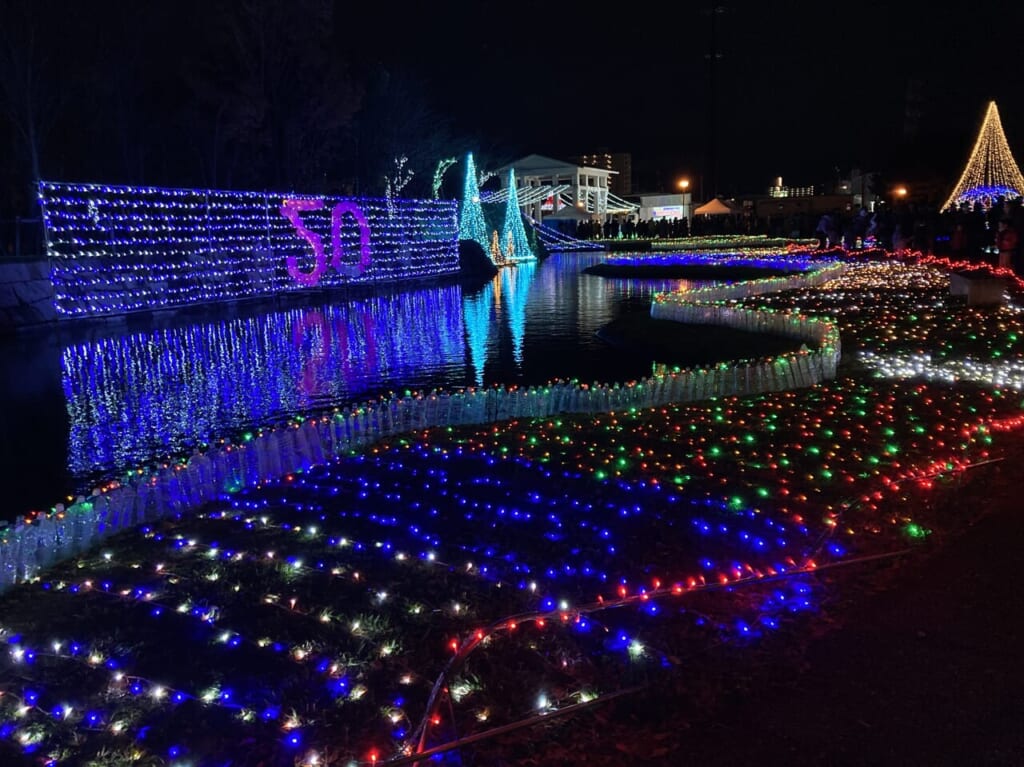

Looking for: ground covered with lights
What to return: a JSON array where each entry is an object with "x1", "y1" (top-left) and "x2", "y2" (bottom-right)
[{"x1": 3, "y1": 256, "x2": 1024, "y2": 766}]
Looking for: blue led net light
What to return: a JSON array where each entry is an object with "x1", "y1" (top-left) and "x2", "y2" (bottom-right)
[{"x1": 38, "y1": 181, "x2": 460, "y2": 318}]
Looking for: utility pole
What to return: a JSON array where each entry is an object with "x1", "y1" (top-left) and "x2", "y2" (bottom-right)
[{"x1": 705, "y1": 6, "x2": 725, "y2": 200}]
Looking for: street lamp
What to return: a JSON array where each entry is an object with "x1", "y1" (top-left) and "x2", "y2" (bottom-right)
[
  {"x1": 894, "y1": 185, "x2": 908, "y2": 202},
  {"x1": 677, "y1": 178, "x2": 694, "y2": 231},
  {"x1": 680, "y1": 176, "x2": 704, "y2": 203}
]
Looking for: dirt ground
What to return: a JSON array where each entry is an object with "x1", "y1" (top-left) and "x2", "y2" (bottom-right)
[{"x1": 468, "y1": 429, "x2": 1024, "y2": 767}]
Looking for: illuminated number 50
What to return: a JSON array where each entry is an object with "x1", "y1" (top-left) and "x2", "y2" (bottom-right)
[{"x1": 280, "y1": 198, "x2": 372, "y2": 287}]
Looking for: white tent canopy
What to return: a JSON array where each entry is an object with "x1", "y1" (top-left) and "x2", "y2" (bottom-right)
[{"x1": 693, "y1": 197, "x2": 740, "y2": 215}]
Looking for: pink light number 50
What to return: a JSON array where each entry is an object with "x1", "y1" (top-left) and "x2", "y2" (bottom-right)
[{"x1": 280, "y1": 198, "x2": 372, "y2": 286}]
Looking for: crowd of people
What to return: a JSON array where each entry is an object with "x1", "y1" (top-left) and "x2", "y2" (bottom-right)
[
  {"x1": 573, "y1": 216, "x2": 690, "y2": 240},
  {"x1": 812, "y1": 196, "x2": 1024, "y2": 274},
  {"x1": 567, "y1": 196, "x2": 1024, "y2": 275}
]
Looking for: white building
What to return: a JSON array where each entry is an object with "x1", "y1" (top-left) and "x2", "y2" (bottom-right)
[
  {"x1": 636, "y1": 192, "x2": 693, "y2": 223},
  {"x1": 489, "y1": 154, "x2": 639, "y2": 224}
]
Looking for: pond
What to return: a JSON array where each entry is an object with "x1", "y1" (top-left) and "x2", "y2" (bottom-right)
[{"x1": 0, "y1": 252, "x2": 729, "y2": 521}]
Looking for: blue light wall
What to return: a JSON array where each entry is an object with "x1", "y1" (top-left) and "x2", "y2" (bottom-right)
[{"x1": 39, "y1": 181, "x2": 460, "y2": 318}]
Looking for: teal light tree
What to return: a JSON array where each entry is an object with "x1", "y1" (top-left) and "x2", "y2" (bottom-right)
[
  {"x1": 501, "y1": 168, "x2": 534, "y2": 262},
  {"x1": 458, "y1": 153, "x2": 489, "y2": 254}
]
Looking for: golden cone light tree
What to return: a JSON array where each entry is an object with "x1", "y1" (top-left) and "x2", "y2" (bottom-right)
[{"x1": 943, "y1": 101, "x2": 1024, "y2": 211}]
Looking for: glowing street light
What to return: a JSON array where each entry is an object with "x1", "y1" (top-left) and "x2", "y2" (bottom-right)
[{"x1": 678, "y1": 178, "x2": 691, "y2": 192}]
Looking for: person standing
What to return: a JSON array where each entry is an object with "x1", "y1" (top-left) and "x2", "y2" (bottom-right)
[
  {"x1": 949, "y1": 218, "x2": 967, "y2": 259},
  {"x1": 815, "y1": 212, "x2": 831, "y2": 250},
  {"x1": 995, "y1": 217, "x2": 1019, "y2": 271}
]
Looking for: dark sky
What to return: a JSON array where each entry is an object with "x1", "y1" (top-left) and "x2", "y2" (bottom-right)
[
  {"x1": 346, "y1": 0, "x2": 1024, "y2": 194},
  {"x1": 7, "y1": 1, "x2": 1024, "y2": 200}
]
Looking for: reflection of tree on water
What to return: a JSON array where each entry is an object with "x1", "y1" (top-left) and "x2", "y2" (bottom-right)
[
  {"x1": 463, "y1": 259, "x2": 538, "y2": 386},
  {"x1": 462, "y1": 282, "x2": 494, "y2": 387},
  {"x1": 501, "y1": 260, "x2": 535, "y2": 366}
]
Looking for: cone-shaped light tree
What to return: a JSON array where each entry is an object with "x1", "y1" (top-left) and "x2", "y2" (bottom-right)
[
  {"x1": 943, "y1": 101, "x2": 1024, "y2": 211},
  {"x1": 501, "y1": 168, "x2": 534, "y2": 262},
  {"x1": 458, "y1": 153, "x2": 490, "y2": 254}
]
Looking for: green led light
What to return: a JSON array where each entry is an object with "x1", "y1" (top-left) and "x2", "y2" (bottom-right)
[{"x1": 903, "y1": 522, "x2": 930, "y2": 539}]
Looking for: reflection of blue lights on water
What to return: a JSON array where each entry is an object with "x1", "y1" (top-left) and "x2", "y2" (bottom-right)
[
  {"x1": 462, "y1": 262, "x2": 536, "y2": 386},
  {"x1": 38, "y1": 251, "x2": 730, "y2": 509},
  {"x1": 58, "y1": 264, "x2": 550, "y2": 487},
  {"x1": 61, "y1": 289, "x2": 468, "y2": 478}
]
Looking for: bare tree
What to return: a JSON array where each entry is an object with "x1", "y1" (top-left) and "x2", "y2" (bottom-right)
[
  {"x1": 355, "y1": 64, "x2": 471, "y2": 198},
  {"x1": 184, "y1": 0, "x2": 362, "y2": 191},
  {"x1": 0, "y1": 2, "x2": 79, "y2": 209}
]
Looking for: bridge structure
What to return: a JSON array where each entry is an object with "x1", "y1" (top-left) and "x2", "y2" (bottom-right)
[{"x1": 525, "y1": 216, "x2": 605, "y2": 252}]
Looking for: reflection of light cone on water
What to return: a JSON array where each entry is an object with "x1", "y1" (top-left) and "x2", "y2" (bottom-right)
[
  {"x1": 462, "y1": 287, "x2": 493, "y2": 387},
  {"x1": 943, "y1": 101, "x2": 1024, "y2": 211},
  {"x1": 501, "y1": 260, "x2": 534, "y2": 366}
]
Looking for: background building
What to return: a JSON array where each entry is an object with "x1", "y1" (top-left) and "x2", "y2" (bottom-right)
[
  {"x1": 570, "y1": 151, "x2": 633, "y2": 196},
  {"x1": 635, "y1": 192, "x2": 692, "y2": 224},
  {"x1": 489, "y1": 154, "x2": 639, "y2": 224}
]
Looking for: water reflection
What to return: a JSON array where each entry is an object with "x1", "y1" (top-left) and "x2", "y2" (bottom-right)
[
  {"x1": 462, "y1": 278, "x2": 494, "y2": 387},
  {"x1": 2, "y1": 252, "x2": 708, "y2": 517},
  {"x1": 61, "y1": 287, "x2": 469, "y2": 479},
  {"x1": 501, "y1": 260, "x2": 532, "y2": 365}
]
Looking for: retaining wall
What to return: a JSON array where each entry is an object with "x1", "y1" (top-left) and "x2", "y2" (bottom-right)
[{"x1": 0, "y1": 258, "x2": 57, "y2": 333}]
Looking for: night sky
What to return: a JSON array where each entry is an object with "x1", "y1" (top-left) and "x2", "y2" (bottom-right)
[
  {"x1": 347, "y1": 0, "x2": 1024, "y2": 193},
  {"x1": 4, "y1": 1, "x2": 1024, "y2": 204}
]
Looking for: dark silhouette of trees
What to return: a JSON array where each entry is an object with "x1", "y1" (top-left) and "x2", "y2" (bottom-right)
[
  {"x1": 0, "y1": 1, "x2": 500, "y2": 214},
  {"x1": 0, "y1": 1, "x2": 88, "y2": 211},
  {"x1": 354, "y1": 64, "x2": 471, "y2": 198},
  {"x1": 182, "y1": 0, "x2": 362, "y2": 191}
]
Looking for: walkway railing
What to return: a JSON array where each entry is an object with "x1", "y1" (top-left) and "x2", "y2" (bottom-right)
[{"x1": 0, "y1": 262, "x2": 845, "y2": 592}]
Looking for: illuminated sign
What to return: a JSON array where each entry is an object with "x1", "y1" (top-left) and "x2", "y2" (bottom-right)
[
  {"x1": 651, "y1": 205, "x2": 685, "y2": 220},
  {"x1": 280, "y1": 198, "x2": 373, "y2": 286}
]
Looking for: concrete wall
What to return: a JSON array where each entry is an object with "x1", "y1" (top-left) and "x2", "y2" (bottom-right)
[{"x1": 0, "y1": 258, "x2": 58, "y2": 334}]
